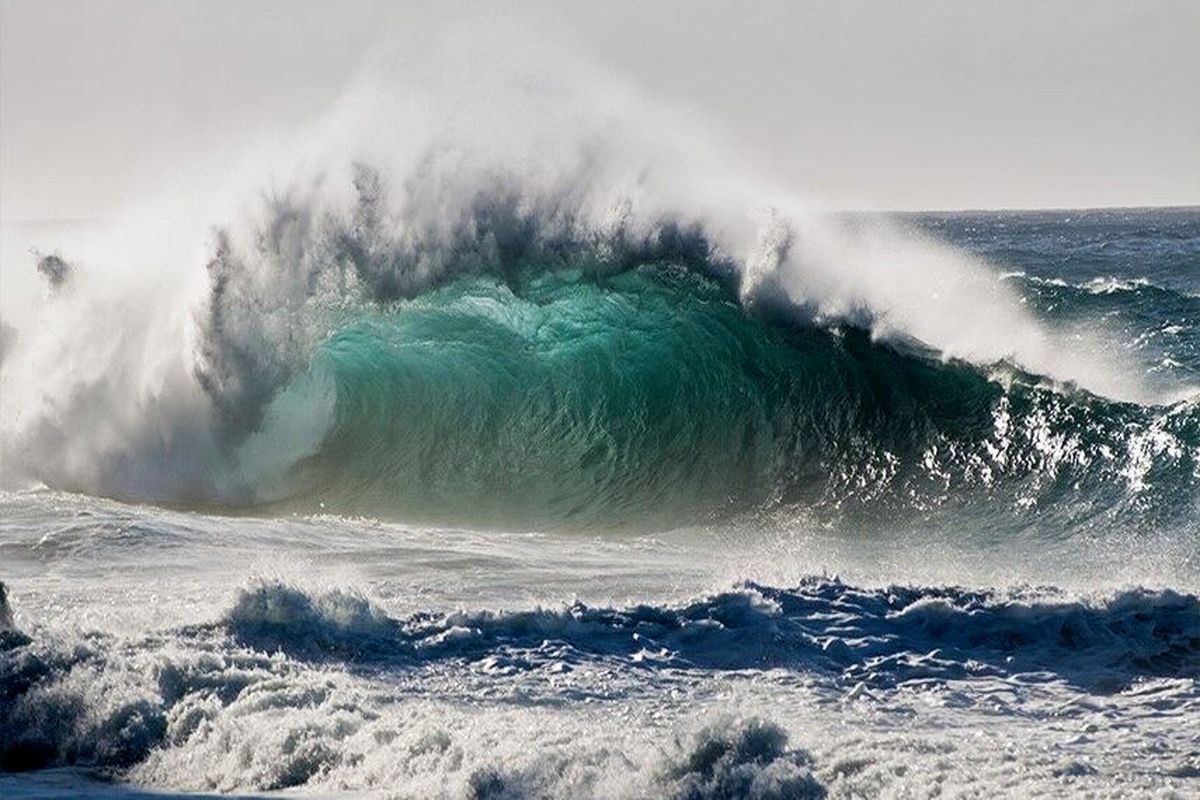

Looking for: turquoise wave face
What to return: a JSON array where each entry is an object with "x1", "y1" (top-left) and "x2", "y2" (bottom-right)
[
  {"x1": 291, "y1": 264, "x2": 833, "y2": 527},
  {"x1": 259, "y1": 261, "x2": 1198, "y2": 530}
]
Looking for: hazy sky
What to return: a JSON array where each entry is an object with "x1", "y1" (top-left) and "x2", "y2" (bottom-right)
[{"x1": 2, "y1": 0, "x2": 1198, "y2": 219}]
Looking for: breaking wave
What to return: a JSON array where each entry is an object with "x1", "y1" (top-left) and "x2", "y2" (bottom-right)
[
  {"x1": 4, "y1": 175, "x2": 1199, "y2": 530},
  {"x1": 1, "y1": 42, "x2": 1196, "y2": 530},
  {"x1": 221, "y1": 580, "x2": 1200, "y2": 690}
]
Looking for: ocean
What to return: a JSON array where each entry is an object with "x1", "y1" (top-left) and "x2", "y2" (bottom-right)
[{"x1": 1, "y1": 202, "x2": 1198, "y2": 798}]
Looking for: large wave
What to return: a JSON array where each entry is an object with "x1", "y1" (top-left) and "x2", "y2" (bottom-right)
[
  {"x1": 241, "y1": 250, "x2": 1200, "y2": 529},
  {"x1": 1, "y1": 33, "x2": 1196, "y2": 529}
]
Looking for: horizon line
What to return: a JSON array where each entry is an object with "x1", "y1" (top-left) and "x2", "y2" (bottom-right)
[{"x1": 2, "y1": 203, "x2": 1198, "y2": 226}]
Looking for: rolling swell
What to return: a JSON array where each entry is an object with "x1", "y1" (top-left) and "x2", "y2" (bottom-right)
[
  {"x1": 256, "y1": 259, "x2": 1200, "y2": 529},
  {"x1": 222, "y1": 579, "x2": 1200, "y2": 691}
]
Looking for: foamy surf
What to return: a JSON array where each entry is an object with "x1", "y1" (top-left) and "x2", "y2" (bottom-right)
[{"x1": 1, "y1": 500, "x2": 1198, "y2": 797}]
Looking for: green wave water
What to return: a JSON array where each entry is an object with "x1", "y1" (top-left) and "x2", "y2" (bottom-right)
[{"x1": 259, "y1": 260, "x2": 1199, "y2": 530}]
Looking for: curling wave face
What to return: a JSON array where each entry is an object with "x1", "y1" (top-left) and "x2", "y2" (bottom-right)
[
  {"x1": 256, "y1": 258, "x2": 1200, "y2": 530},
  {"x1": 2, "y1": 145, "x2": 1198, "y2": 532}
]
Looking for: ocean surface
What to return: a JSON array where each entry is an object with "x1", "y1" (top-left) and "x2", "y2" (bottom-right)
[{"x1": 1, "y1": 204, "x2": 1198, "y2": 798}]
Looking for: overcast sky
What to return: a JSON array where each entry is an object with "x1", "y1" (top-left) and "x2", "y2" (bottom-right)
[{"x1": 2, "y1": 0, "x2": 1198, "y2": 219}]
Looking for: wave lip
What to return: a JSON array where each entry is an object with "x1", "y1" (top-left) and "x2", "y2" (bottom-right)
[{"x1": 224, "y1": 579, "x2": 1200, "y2": 691}]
